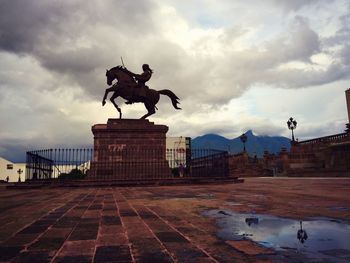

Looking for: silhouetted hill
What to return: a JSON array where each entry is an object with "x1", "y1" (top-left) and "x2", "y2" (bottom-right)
[{"x1": 192, "y1": 130, "x2": 290, "y2": 157}]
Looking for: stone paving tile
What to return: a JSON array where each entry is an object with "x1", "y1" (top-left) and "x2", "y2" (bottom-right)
[
  {"x1": 57, "y1": 240, "x2": 96, "y2": 256},
  {"x1": 68, "y1": 225, "x2": 99, "y2": 241},
  {"x1": 53, "y1": 255, "x2": 92, "y2": 263},
  {"x1": 130, "y1": 230, "x2": 156, "y2": 242},
  {"x1": 82, "y1": 210, "x2": 100, "y2": 218},
  {"x1": 119, "y1": 210, "x2": 138, "y2": 217},
  {"x1": 155, "y1": 231, "x2": 190, "y2": 243},
  {"x1": 142, "y1": 218, "x2": 174, "y2": 232},
  {"x1": 131, "y1": 204, "x2": 207, "y2": 262},
  {"x1": 101, "y1": 211, "x2": 117, "y2": 217},
  {"x1": 141, "y1": 214, "x2": 216, "y2": 262},
  {"x1": 13, "y1": 250, "x2": 53, "y2": 263},
  {"x1": 133, "y1": 251, "x2": 173, "y2": 263},
  {"x1": 98, "y1": 225, "x2": 124, "y2": 235},
  {"x1": 96, "y1": 233, "x2": 128, "y2": 246},
  {"x1": 131, "y1": 237, "x2": 167, "y2": 253},
  {"x1": 133, "y1": 199, "x2": 253, "y2": 262},
  {"x1": 101, "y1": 216, "x2": 121, "y2": 225},
  {"x1": 89, "y1": 204, "x2": 103, "y2": 210},
  {"x1": 132, "y1": 244, "x2": 174, "y2": 262},
  {"x1": 80, "y1": 218, "x2": 100, "y2": 225},
  {"x1": 3, "y1": 234, "x2": 38, "y2": 246},
  {"x1": 18, "y1": 225, "x2": 49, "y2": 235},
  {"x1": 168, "y1": 246, "x2": 210, "y2": 261},
  {"x1": 145, "y1": 205, "x2": 251, "y2": 262},
  {"x1": 226, "y1": 240, "x2": 275, "y2": 256},
  {"x1": 0, "y1": 245, "x2": 23, "y2": 261},
  {"x1": 102, "y1": 206, "x2": 117, "y2": 211},
  {"x1": 29, "y1": 237, "x2": 66, "y2": 251},
  {"x1": 115, "y1": 193, "x2": 176, "y2": 262},
  {"x1": 1, "y1": 179, "x2": 349, "y2": 262},
  {"x1": 94, "y1": 245, "x2": 133, "y2": 263}
]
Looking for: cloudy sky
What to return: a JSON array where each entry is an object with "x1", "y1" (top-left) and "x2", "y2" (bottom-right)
[{"x1": 1, "y1": 0, "x2": 350, "y2": 161}]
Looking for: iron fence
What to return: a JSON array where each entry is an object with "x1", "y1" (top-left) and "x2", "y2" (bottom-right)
[
  {"x1": 26, "y1": 148, "x2": 229, "y2": 181},
  {"x1": 26, "y1": 149, "x2": 93, "y2": 180}
]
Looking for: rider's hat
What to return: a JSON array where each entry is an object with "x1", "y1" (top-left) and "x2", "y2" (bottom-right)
[{"x1": 142, "y1": 64, "x2": 153, "y2": 72}]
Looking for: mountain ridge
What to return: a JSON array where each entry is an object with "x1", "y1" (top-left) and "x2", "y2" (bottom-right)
[{"x1": 192, "y1": 130, "x2": 291, "y2": 157}]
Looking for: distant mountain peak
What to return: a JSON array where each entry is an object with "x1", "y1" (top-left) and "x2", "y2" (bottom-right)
[
  {"x1": 244, "y1": 130, "x2": 254, "y2": 136},
  {"x1": 192, "y1": 130, "x2": 290, "y2": 157},
  {"x1": 197, "y1": 133, "x2": 228, "y2": 140}
]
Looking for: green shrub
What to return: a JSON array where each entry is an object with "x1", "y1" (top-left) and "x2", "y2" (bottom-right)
[{"x1": 58, "y1": 168, "x2": 86, "y2": 180}]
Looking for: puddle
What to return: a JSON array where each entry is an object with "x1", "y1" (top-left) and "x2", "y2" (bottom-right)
[
  {"x1": 330, "y1": 206, "x2": 350, "y2": 212},
  {"x1": 204, "y1": 209, "x2": 350, "y2": 262}
]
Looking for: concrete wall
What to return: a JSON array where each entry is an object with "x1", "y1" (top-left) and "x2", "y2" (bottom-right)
[
  {"x1": 166, "y1": 137, "x2": 188, "y2": 150},
  {"x1": 0, "y1": 157, "x2": 26, "y2": 182},
  {"x1": 166, "y1": 137, "x2": 191, "y2": 168}
]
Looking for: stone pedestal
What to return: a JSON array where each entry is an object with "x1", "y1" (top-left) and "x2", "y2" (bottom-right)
[{"x1": 89, "y1": 119, "x2": 171, "y2": 180}]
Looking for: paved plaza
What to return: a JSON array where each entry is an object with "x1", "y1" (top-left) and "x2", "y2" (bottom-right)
[{"x1": 0, "y1": 178, "x2": 349, "y2": 262}]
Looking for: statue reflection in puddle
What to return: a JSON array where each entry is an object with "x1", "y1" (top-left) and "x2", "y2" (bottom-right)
[
  {"x1": 245, "y1": 217, "x2": 259, "y2": 226},
  {"x1": 297, "y1": 221, "x2": 308, "y2": 243}
]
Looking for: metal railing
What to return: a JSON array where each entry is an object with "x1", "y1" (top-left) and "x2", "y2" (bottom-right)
[
  {"x1": 298, "y1": 132, "x2": 349, "y2": 145},
  {"x1": 25, "y1": 148, "x2": 229, "y2": 181}
]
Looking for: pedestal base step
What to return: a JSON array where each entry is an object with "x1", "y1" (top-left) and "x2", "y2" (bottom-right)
[{"x1": 7, "y1": 176, "x2": 244, "y2": 189}]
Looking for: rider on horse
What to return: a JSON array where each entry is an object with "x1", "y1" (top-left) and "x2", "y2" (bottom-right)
[
  {"x1": 103, "y1": 64, "x2": 180, "y2": 119},
  {"x1": 124, "y1": 64, "x2": 153, "y2": 104}
]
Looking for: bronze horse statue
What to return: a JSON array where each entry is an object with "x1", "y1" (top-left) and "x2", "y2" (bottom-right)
[{"x1": 102, "y1": 66, "x2": 181, "y2": 119}]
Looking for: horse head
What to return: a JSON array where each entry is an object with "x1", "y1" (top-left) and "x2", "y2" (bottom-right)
[
  {"x1": 106, "y1": 66, "x2": 134, "y2": 86},
  {"x1": 105, "y1": 68, "x2": 116, "y2": 86}
]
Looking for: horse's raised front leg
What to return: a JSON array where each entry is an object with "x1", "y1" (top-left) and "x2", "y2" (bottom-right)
[
  {"x1": 110, "y1": 93, "x2": 122, "y2": 119},
  {"x1": 140, "y1": 102, "x2": 156, "y2": 119},
  {"x1": 102, "y1": 86, "x2": 116, "y2": 106}
]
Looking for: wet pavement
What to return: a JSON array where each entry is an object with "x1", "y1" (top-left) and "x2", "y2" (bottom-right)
[
  {"x1": 0, "y1": 177, "x2": 349, "y2": 262},
  {"x1": 204, "y1": 210, "x2": 350, "y2": 262}
]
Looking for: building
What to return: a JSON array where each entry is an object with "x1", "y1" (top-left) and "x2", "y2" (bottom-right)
[
  {"x1": 0, "y1": 157, "x2": 26, "y2": 182},
  {"x1": 166, "y1": 136, "x2": 191, "y2": 151},
  {"x1": 166, "y1": 137, "x2": 191, "y2": 168},
  {"x1": 228, "y1": 89, "x2": 350, "y2": 177},
  {"x1": 285, "y1": 89, "x2": 350, "y2": 176}
]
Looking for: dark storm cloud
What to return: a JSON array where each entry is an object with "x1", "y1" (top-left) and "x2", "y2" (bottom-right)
[
  {"x1": 39, "y1": 47, "x2": 106, "y2": 74},
  {"x1": 184, "y1": 16, "x2": 325, "y2": 105},
  {"x1": 0, "y1": 0, "x2": 347, "y2": 106},
  {"x1": 323, "y1": 3, "x2": 350, "y2": 47},
  {"x1": 0, "y1": 0, "x2": 157, "y2": 96},
  {"x1": 0, "y1": 0, "x2": 349, "y2": 162},
  {"x1": 0, "y1": 0, "x2": 78, "y2": 53},
  {"x1": 267, "y1": 16, "x2": 320, "y2": 63},
  {"x1": 0, "y1": 0, "x2": 156, "y2": 53},
  {"x1": 340, "y1": 44, "x2": 350, "y2": 65}
]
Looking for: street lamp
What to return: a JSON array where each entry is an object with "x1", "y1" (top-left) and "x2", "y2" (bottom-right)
[
  {"x1": 287, "y1": 117, "x2": 297, "y2": 142},
  {"x1": 240, "y1": 133, "x2": 248, "y2": 152}
]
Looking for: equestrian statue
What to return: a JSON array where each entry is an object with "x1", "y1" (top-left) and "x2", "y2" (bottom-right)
[{"x1": 102, "y1": 64, "x2": 181, "y2": 119}]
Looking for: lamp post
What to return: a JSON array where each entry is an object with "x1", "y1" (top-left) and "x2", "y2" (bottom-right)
[
  {"x1": 240, "y1": 133, "x2": 248, "y2": 152},
  {"x1": 287, "y1": 117, "x2": 297, "y2": 142}
]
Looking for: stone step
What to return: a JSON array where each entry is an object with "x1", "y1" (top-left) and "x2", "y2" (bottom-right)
[{"x1": 7, "y1": 176, "x2": 244, "y2": 189}]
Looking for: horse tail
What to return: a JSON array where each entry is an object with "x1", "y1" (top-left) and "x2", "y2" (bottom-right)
[{"x1": 159, "y1": 89, "x2": 181, "y2": 110}]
